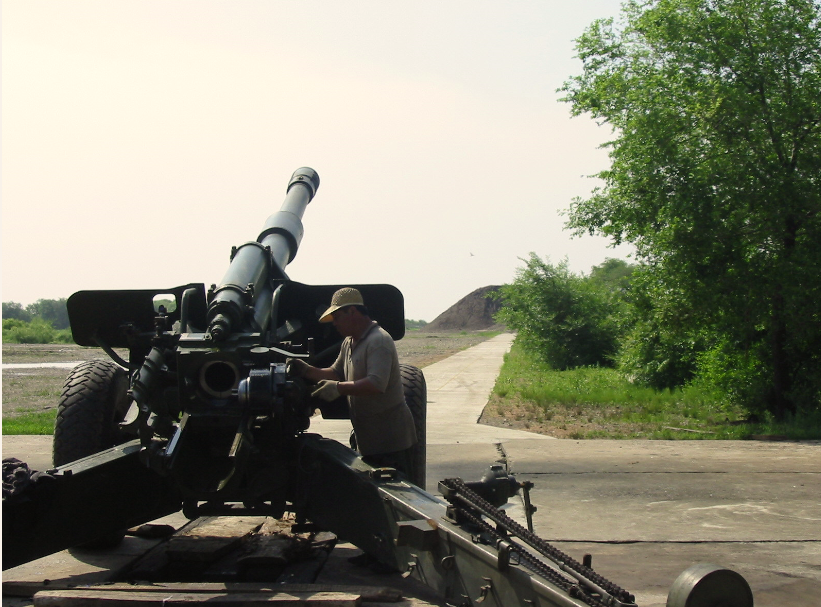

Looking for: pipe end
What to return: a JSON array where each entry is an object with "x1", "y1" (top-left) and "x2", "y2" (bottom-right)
[{"x1": 288, "y1": 167, "x2": 320, "y2": 199}]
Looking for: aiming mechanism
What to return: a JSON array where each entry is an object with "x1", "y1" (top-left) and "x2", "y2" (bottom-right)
[{"x1": 2, "y1": 168, "x2": 753, "y2": 607}]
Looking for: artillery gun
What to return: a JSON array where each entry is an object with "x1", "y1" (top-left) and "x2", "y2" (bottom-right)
[{"x1": 3, "y1": 168, "x2": 753, "y2": 607}]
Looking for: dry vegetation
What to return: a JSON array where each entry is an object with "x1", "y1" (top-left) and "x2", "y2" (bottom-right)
[
  {"x1": 396, "y1": 331, "x2": 497, "y2": 368},
  {"x1": 480, "y1": 394, "x2": 647, "y2": 439}
]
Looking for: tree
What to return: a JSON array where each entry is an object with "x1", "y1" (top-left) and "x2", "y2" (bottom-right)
[
  {"x1": 615, "y1": 266, "x2": 710, "y2": 389},
  {"x1": 495, "y1": 255, "x2": 624, "y2": 369},
  {"x1": 588, "y1": 258, "x2": 635, "y2": 293},
  {"x1": 26, "y1": 298, "x2": 69, "y2": 329},
  {"x1": 2, "y1": 301, "x2": 32, "y2": 322},
  {"x1": 561, "y1": 0, "x2": 821, "y2": 418}
]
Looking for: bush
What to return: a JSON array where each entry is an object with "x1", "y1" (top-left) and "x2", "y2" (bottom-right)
[
  {"x1": 3, "y1": 318, "x2": 72, "y2": 344},
  {"x1": 616, "y1": 318, "x2": 705, "y2": 390},
  {"x1": 692, "y1": 335, "x2": 821, "y2": 419},
  {"x1": 495, "y1": 254, "x2": 624, "y2": 369}
]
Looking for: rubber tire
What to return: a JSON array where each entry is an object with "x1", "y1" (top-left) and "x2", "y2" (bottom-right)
[
  {"x1": 53, "y1": 360, "x2": 131, "y2": 467},
  {"x1": 52, "y1": 360, "x2": 131, "y2": 549},
  {"x1": 400, "y1": 364, "x2": 427, "y2": 489}
]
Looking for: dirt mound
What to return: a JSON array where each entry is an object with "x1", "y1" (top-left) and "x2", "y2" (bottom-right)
[{"x1": 423, "y1": 286, "x2": 505, "y2": 332}]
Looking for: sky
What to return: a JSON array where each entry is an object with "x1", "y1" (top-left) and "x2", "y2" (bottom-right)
[{"x1": 2, "y1": 0, "x2": 631, "y2": 322}]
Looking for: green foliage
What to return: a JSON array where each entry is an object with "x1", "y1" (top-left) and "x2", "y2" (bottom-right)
[
  {"x1": 3, "y1": 299, "x2": 69, "y2": 329},
  {"x1": 495, "y1": 254, "x2": 628, "y2": 369},
  {"x1": 405, "y1": 319, "x2": 429, "y2": 330},
  {"x1": 561, "y1": 0, "x2": 821, "y2": 419},
  {"x1": 2, "y1": 298, "x2": 72, "y2": 343},
  {"x1": 25, "y1": 298, "x2": 69, "y2": 329},
  {"x1": 614, "y1": 267, "x2": 706, "y2": 389},
  {"x1": 2, "y1": 410, "x2": 57, "y2": 435},
  {"x1": 588, "y1": 258, "x2": 634, "y2": 291},
  {"x1": 3, "y1": 317, "x2": 73, "y2": 344},
  {"x1": 617, "y1": 319, "x2": 703, "y2": 390},
  {"x1": 2, "y1": 301, "x2": 32, "y2": 322},
  {"x1": 691, "y1": 336, "x2": 772, "y2": 412},
  {"x1": 491, "y1": 341, "x2": 820, "y2": 439},
  {"x1": 153, "y1": 298, "x2": 176, "y2": 313}
]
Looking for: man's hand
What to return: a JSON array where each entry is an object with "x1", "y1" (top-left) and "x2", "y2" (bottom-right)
[
  {"x1": 286, "y1": 358, "x2": 310, "y2": 378},
  {"x1": 311, "y1": 380, "x2": 341, "y2": 401}
]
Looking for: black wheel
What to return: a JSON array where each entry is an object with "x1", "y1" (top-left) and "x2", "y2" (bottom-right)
[
  {"x1": 53, "y1": 360, "x2": 132, "y2": 548},
  {"x1": 400, "y1": 364, "x2": 426, "y2": 489},
  {"x1": 53, "y1": 359, "x2": 131, "y2": 466}
]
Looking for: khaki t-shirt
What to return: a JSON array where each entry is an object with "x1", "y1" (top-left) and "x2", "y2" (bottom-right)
[{"x1": 330, "y1": 322, "x2": 417, "y2": 456}]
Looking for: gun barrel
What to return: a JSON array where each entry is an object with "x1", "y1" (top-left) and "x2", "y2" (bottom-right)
[
  {"x1": 206, "y1": 168, "x2": 320, "y2": 340},
  {"x1": 259, "y1": 167, "x2": 320, "y2": 271}
]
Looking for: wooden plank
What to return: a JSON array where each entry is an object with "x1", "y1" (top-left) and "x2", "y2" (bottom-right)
[
  {"x1": 125, "y1": 516, "x2": 268, "y2": 580},
  {"x1": 201, "y1": 524, "x2": 298, "y2": 581},
  {"x1": 124, "y1": 543, "x2": 171, "y2": 581},
  {"x1": 126, "y1": 516, "x2": 223, "y2": 580},
  {"x1": 165, "y1": 516, "x2": 267, "y2": 564},
  {"x1": 273, "y1": 549, "x2": 329, "y2": 585},
  {"x1": 240, "y1": 536, "x2": 292, "y2": 567},
  {"x1": 126, "y1": 524, "x2": 177, "y2": 539},
  {"x1": 274, "y1": 531, "x2": 337, "y2": 585},
  {"x1": 123, "y1": 516, "x2": 333, "y2": 583},
  {"x1": 33, "y1": 589, "x2": 362, "y2": 606},
  {"x1": 27, "y1": 583, "x2": 402, "y2": 603}
]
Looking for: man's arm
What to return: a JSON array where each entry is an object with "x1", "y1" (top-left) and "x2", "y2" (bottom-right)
[
  {"x1": 287, "y1": 358, "x2": 342, "y2": 383},
  {"x1": 337, "y1": 377, "x2": 382, "y2": 397},
  {"x1": 309, "y1": 372, "x2": 382, "y2": 403},
  {"x1": 304, "y1": 366, "x2": 342, "y2": 383},
  {"x1": 293, "y1": 363, "x2": 380, "y2": 397}
]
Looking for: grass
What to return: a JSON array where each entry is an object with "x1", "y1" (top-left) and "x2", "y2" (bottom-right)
[
  {"x1": 483, "y1": 342, "x2": 821, "y2": 440},
  {"x1": 3, "y1": 367, "x2": 65, "y2": 435},
  {"x1": 3, "y1": 410, "x2": 57, "y2": 435}
]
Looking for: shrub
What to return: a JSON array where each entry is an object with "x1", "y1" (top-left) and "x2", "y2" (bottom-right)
[
  {"x1": 2, "y1": 317, "x2": 72, "y2": 344},
  {"x1": 495, "y1": 254, "x2": 624, "y2": 369}
]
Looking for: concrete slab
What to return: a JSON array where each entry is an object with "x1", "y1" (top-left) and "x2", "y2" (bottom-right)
[
  {"x1": 482, "y1": 439, "x2": 821, "y2": 542},
  {"x1": 547, "y1": 541, "x2": 821, "y2": 607},
  {"x1": 425, "y1": 439, "x2": 821, "y2": 607},
  {"x1": 2, "y1": 435, "x2": 53, "y2": 473}
]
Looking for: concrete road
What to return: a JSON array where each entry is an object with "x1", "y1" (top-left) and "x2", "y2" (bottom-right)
[
  {"x1": 3, "y1": 333, "x2": 820, "y2": 606},
  {"x1": 310, "y1": 333, "x2": 551, "y2": 446},
  {"x1": 425, "y1": 437, "x2": 820, "y2": 607}
]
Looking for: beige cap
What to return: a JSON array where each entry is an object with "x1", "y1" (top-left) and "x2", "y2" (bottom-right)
[{"x1": 319, "y1": 287, "x2": 364, "y2": 323}]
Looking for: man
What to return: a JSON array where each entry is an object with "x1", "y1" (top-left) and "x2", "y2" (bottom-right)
[{"x1": 288, "y1": 287, "x2": 417, "y2": 476}]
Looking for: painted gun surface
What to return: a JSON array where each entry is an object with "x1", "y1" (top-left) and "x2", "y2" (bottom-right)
[{"x1": 57, "y1": 167, "x2": 412, "y2": 517}]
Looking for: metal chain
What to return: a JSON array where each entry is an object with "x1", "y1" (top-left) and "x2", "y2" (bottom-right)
[
  {"x1": 441, "y1": 478, "x2": 636, "y2": 606},
  {"x1": 457, "y1": 506, "x2": 606, "y2": 607}
]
